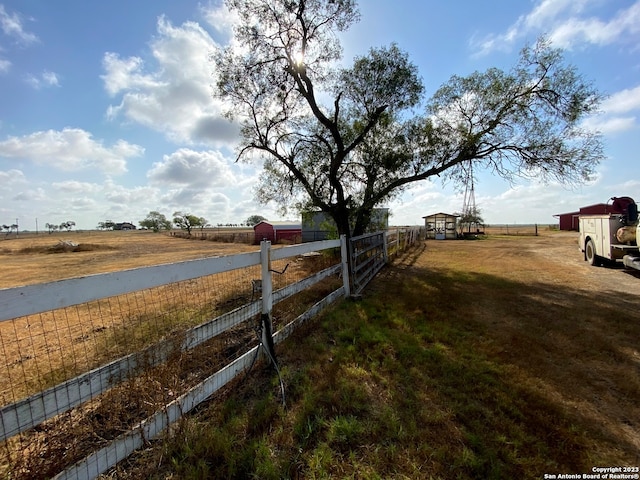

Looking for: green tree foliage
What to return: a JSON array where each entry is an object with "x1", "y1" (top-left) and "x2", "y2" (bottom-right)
[
  {"x1": 60, "y1": 221, "x2": 76, "y2": 232},
  {"x1": 457, "y1": 207, "x2": 485, "y2": 235},
  {"x1": 197, "y1": 217, "x2": 210, "y2": 232},
  {"x1": 140, "y1": 211, "x2": 172, "y2": 233},
  {"x1": 172, "y1": 211, "x2": 206, "y2": 236},
  {"x1": 97, "y1": 221, "x2": 115, "y2": 230},
  {"x1": 217, "y1": 0, "x2": 603, "y2": 237},
  {"x1": 245, "y1": 215, "x2": 267, "y2": 226}
]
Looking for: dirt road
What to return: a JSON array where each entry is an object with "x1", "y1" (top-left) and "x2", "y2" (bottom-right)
[
  {"x1": 520, "y1": 231, "x2": 640, "y2": 296},
  {"x1": 397, "y1": 231, "x2": 640, "y2": 459},
  {"x1": 421, "y1": 231, "x2": 640, "y2": 297}
]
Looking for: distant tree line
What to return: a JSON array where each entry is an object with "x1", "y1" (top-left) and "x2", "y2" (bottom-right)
[
  {"x1": 90, "y1": 212, "x2": 270, "y2": 234},
  {"x1": 44, "y1": 221, "x2": 75, "y2": 234},
  {"x1": 2, "y1": 223, "x2": 19, "y2": 235},
  {"x1": 136, "y1": 211, "x2": 268, "y2": 234}
]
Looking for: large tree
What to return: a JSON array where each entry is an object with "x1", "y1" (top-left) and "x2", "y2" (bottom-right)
[
  {"x1": 173, "y1": 211, "x2": 207, "y2": 236},
  {"x1": 140, "y1": 211, "x2": 172, "y2": 233},
  {"x1": 217, "y1": 0, "x2": 603, "y2": 238},
  {"x1": 245, "y1": 214, "x2": 267, "y2": 226}
]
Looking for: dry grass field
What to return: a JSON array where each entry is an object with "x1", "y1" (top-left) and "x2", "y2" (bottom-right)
[
  {"x1": 407, "y1": 230, "x2": 640, "y2": 451},
  {"x1": 0, "y1": 229, "x2": 341, "y2": 479},
  {"x1": 102, "y1": 229, "x2": 640, "y2": 479},
  {"x1": 0, "y1": 229, "x2": 259, "y2": 289},
  {"x1": 2, "y1": 229, "x2": 639, "y2": 478}
]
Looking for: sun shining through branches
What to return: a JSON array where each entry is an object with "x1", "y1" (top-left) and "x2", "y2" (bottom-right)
[{"x1": 217, "y1": 1, "x2": 603, "y2": 239}]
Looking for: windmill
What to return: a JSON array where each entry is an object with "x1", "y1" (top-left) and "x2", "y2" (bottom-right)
[{"x1": 460, "y1": 161, "x2": 483, "y2": 236}]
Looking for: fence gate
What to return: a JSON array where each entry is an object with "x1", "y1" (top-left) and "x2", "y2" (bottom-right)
[{"x1": 348, "y1": 232, "x2": 387, "y2": 295}]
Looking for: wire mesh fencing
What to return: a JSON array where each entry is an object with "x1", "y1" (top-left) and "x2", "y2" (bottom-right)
[
  {"x1": 0, "y1": 239, "x2": 346, "y2": 480},
  {"x1": 386, "y1": 226, "x2": 427, "y2": 259}
]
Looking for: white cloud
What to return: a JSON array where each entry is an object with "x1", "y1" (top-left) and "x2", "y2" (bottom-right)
[
  {"x1": 101, "y1": 53, "x2": 166, "y2": 96},
  {"x1": 0, "y1": 4, "x2": 38, "y2": 45},
  {"x1": 161, "y1": 188, "x2": 231, "y2": 210},
  {"x1": 147, "y1": 148, "x2": 236, "y2": 188},
  {"x1": 582, "y1": 116, "x2": 636, "y2": 134},
  {"x1": 472, "y1": 0, "x2": 640, "y2": 55},
  {"x1": 43, "y1": 70, "x2": 60, "y2": 85},
  {"x1": 0, "y1": 128, "x2": 143, "y2": 174},
  {"x1": 581, "y1": 84, "x2": 640, "y2": 134},
  {"x1": 103, "y1": 182, "x2": 158, "y2": 206},
  {"x1": 68, "y1": 197, "x2": 98, "y2": 210},
  {"x1": 0, "y1": 168, "x2": 26, "y2": 183},
  {"x1": 200, "y1": 2, "x2": 237, "y2": 41},
  {"x1": 0, "y1": 4, "x2": 38, "y2": 74},
  {"x1": 102, "y1": 12, "x2": 238, "y2": 146},
  {"x1": 617, "y1": 179, "x2": 640, "y2": 191},
  {"x1": 0, "y1": 57, "x2": 10, "y2": 73},
  {"x1": 601, "y1": 85, "x2": 640, "y2": 114},
  {"x1": 52, "y1": 180, "x2": 99, "y2": 193},
  {"x1": 25, "y1": 70, "x2": 60, "y2": 89},
  {"x1": 13, "y1": 187, "x2": 46, "y2": 202}
]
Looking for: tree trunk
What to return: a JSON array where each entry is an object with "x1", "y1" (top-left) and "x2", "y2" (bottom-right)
[
  {"x1": 331, "y1": 206, "x2": 352, "y2": 240},
  {"x1": 352, "y1": 209, "x2": 373, "y2": 238}
]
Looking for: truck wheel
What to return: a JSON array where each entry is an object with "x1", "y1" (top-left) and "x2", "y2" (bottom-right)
[{"x1": 585, "y1": 239, "x2": 600, "y2": 266}]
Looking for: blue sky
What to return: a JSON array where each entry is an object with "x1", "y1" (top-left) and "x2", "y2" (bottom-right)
[{"x1": 1, "y1": 0, "x2": 639, "y2": 231}]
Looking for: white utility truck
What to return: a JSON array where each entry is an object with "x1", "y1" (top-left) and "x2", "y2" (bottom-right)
[{"x1": 578, "y1": 196, "x2": 640, "y2": 270}]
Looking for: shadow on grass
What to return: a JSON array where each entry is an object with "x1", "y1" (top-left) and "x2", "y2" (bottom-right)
[
  {"x1": 122, "y1": 245, "x2": 640, "y2": 480},
  {"x1": 354, "y1": 257, "x2": 640, "y2": 475}
]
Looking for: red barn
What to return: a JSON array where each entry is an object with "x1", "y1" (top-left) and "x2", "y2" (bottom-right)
[
  {"x1": 253, "y1": 221, "x2": 302, "y2": 244},
  {"x1": 554, "y1": 210, "x2": 580, "y2": 231},
  {"x1": 554, "y1": 197, "x2": 636, "y2": 231}
]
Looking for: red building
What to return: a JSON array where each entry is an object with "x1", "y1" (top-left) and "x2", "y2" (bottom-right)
[
  {"x1": 554, "y1": 210, "x2": 580, "y2": 231},
  {"x1": 253, "y1": 221, "x2": 302, "y2": 244},
  {"x1": 555, "y1": 197, "x2": 636, "y2": 231}
]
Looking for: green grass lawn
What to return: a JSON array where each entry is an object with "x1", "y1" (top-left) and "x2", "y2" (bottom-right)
[{"x1": 112, "y1": 240, "x2": 639, "y2": 480}]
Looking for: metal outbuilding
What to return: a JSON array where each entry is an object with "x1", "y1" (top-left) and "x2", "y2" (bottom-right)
[
  {"x1": 554, "y1": 210, "x2": 580, "y2": 231},
  {"x1": 422, "y1": 213, "x2": 459, "y2": 240}
]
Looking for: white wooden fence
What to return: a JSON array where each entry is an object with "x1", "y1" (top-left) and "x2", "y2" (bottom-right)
[
  {"x1": 0, "y1": 237, "x2": 349, "y2": 479},
  {"x1": 348, "y1": 227, "x2": 426, "y2": 295},
  {"x1": 0, "y1": 228, "x2": 424, "y2": 479}
]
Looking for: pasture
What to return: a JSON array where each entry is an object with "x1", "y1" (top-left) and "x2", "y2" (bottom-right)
[
  {"x1": 1, "y1": 229, "x2": 638, "y2": 479},
  {"x1": 100, "y1": 230, "x2": 640, "y2": 479},
  {"x1": 0, "y1": 229, "x2": 259, "y2": 289},
  {"x1": 0, "y1": 230, "x2": 343, "y2": 478}
]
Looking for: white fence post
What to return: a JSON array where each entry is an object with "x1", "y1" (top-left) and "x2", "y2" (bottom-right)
[
  {"x1": 1, "y1": 238, "x2": 349, "y2": 477},
  {"x1": 260, "y1": 240, "x2": 277, "y2": 365},
  {"x1": 340, "y1": 234, "x2": 351, "y2": 297}
]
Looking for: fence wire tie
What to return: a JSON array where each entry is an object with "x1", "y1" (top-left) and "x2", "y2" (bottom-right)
[
  {"x1": 243, "y1": 315, "x2": 286, "y2": 408},
  {"x1": 269, "y1": 263, "x2": 289, "y2": 275}
]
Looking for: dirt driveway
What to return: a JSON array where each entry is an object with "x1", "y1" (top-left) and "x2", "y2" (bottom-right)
[
  {"x1": 401, "y1": 231, "x2": 640, "y2": 458},
  {"x1": 519, "y1": 231, "x2": 640, "y2": 296},
  {"x1": 420, "y1": 231, "x2": 640, "y2": 297}
]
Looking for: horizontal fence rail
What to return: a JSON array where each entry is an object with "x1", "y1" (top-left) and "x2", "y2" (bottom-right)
[
  {"x1": 349, "y1": 232, "x2": 387, "y2": 295},
  {"x1": 0, "y1": 238, "x2": 348, "y2": 479},
  {"x1": 0, "y1": 252, "x2": 262, "y2": 323},
  {"x1": 0, "y1": 228, "x2": 425, "y2": 479}
]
